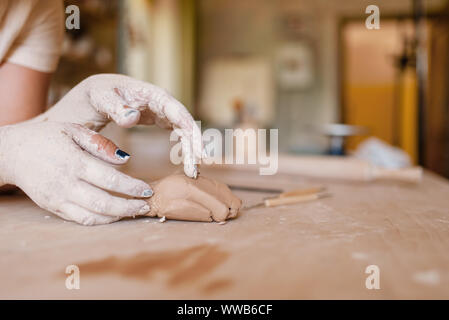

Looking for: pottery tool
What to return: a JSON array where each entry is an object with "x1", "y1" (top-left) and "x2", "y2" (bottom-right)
[
  {"x1": 244, "y1": 190, "x2": 331, "y2": 210},
  {"x1": 267, "y1": 186, "x2": 326, "y2": 199},
  {"x1": 229, "y1": 185, "x2": 326, "y2": 196},
  {"x1": 229, "y1": 185, "x2": 283, "y2": 194},
  {"x1": 216, "y1": 155, "x2": 423, "y2": 183}
]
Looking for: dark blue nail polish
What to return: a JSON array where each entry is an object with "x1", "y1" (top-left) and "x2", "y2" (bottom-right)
[
  {"x1": 115, "y1": 149, "x2": 130, "y2": 159},
  {"x1": 125, "y1": 110, "x2": 138, "y2": 117}
]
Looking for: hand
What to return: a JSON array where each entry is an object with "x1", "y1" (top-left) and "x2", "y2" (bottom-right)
[
  {"x1": 33, "y1": 74, "x2": 202, "y2": 178},
  {"x1": 0, "y1": 122, "x2": 153, "y2": 225},
  {"x1": 146, "y1": 174, "x2": 242, "y2": 222}
]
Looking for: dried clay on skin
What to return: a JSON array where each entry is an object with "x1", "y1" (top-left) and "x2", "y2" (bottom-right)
[{"x1": 29, "y1": 74, "x2": 202, "y2": 178}]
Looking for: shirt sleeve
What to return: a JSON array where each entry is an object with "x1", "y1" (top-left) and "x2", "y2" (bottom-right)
[{"x1": 6, "y1": 0, "x2": 64, "y2": 73}]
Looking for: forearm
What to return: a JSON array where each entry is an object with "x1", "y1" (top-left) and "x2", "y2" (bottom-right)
[
  {"x1": 0, "y1": 125, "x2": 13, "y2": 187},
  {"x1": 0, "y1": 63, "x2": 51, "y2": 127}
]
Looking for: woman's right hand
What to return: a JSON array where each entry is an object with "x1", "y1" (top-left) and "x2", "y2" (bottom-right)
[
  {"x1": 0, "y1": 121, "x2": 152, "y2": 225},
  {"x1": 30, "y1": 74, "x2": 203, "y2": 178}
]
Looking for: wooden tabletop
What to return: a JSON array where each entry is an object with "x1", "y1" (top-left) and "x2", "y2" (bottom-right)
[{"x1": 1, "y1": 166, "x2": 449, "y2": 299}]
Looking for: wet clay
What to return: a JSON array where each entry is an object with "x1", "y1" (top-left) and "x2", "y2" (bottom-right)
[
  {"x1": 146, "y1": 174, "x2": 242, "y2": 222},
  {"x1": 76, "y1": 244, "x2": 230, "y2": 289},
  {"x1": 89, "y1": 133, "x2": 118, "y2": 159},
  {"x1": 201, "y1": 278, "x2": 233, "y2": 293}
]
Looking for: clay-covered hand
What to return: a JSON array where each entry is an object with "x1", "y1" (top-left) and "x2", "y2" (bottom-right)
[
  {"x1": 30, "y1": 74, "x2": 202, "y2": 178},
  {"x1": 146, "y1": 174, "x2": 242, "y2": 222},
  {"x1": 0, "y1": 122, "x2": 153, "y2": 225}
]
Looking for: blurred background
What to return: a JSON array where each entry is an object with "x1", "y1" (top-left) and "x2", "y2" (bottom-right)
[{"x1": 52, "y1": 0, "x2": 449, "y2": 178}]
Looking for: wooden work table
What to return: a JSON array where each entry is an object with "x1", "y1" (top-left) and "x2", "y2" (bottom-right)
[{"x1": 1, "y1": 164, "x2": 449, "y2": 299}]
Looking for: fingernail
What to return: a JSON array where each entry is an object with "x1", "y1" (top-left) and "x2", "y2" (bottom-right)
[
  {"x1": 125, "y1": 110, "x2": 138, "y2": 117},
  {"x1": 139, "y1": 204, "x2": 150, "y2": 214},
  {"x1": 193, "y1": 164, "x2": 199, "y2": 179},
  {"x1": 115, "y1": 149, "x2": 130, "y2": 160},
  {"x1": 142, "y1": 189, "x2": 153, "y2": 197}
]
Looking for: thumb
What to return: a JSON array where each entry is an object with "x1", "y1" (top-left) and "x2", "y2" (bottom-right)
[
  {"x1": 67, "y1": 123, "x2": 131, "y2": 165},
  {"x1": 89, "y1": 87, "x2": 142, "y2": 128}
]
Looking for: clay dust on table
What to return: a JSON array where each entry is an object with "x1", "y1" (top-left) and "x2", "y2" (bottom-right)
[{"x1": 73, "y1": 244, "x2": 232, "y2": 291}]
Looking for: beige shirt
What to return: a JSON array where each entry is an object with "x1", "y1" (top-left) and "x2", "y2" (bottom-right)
[{"x1": 0, "y1": 0, "x2": 64, "y2": 73}]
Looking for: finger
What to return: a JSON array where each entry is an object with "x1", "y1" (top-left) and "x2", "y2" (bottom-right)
[
  {"x1": 176, "y1": 129, "x2": 198, "y2": 179},
  {"x1": 146, "y1": 94, "x2": 202, "y2": 178},
  {"x1": 115, "y1": 82, "x2": 203, "y2": 177},
  {"x1": 67, "y1": 123, "x2": 131, "y2": 165},
  {"x1": 69, "y1": 181, "x2": 150, "y2": 217},
  {"x1": 154, "y1": 116, "x2": 172, "y2": 129},
  {"x1": 79, "y1": 158, "x2": 153, "y2": 198},
  {"x1": 137, "y1": 86, "x2": 203, "y2": 177},
  {"x1": 173, "y1": 116, "x2": 202, "y2": 178},
  {"x1": 160, "y1": 199, "x2": 212, "y2": 222},
  {"x1": 59, "y1": 202, "x2": 120, "y2": 226},
  {"x1": 89, "y1": 88, "x2": 141, "y2": 128}
]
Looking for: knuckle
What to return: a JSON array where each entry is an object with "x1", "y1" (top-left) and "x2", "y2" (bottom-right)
[
  {"x1": 131, "y1": 181, "x2": 146, "y2": 195},
  {"x1": 98, "y1": 137, "x2": 115, "y2": 152},
  {"x1": 123, "y1": 199, "x2": 141, "y2": 215},
  {"x1": 106, "y1": 171, "x2": 121, "y2": 189},
  {"x1": 125, "y1": 202, "x2": 138, "y2": 215},
  {"x1": 80, "y1": 215, "x2": 97, "y2": 226},
  {"x1": 91, "y1": 198, "x2": 109, "y2": 213},
  {"x1": 72, "y1": 161, "x2": 86, "y2": 177},
  {"x1": 124, "y1": 179, "x2": 144, "y2": 196}
]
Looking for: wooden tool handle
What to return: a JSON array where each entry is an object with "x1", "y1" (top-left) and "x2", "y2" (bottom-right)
[
  {"x1": 278, "y1": 156, "x2": 423, "y2": 183},
  {"x1": 210, "y1": 155, "x2": 423, "y2": 183},
  {"x1": 264, "y1": 193, "x2": 321, "y2": 207},
  {"x1": 372, "y1": 166, "x2": 423, "y2": 183},
  {"x1": 279, "y1": 187, "x2": 325, "y2": 198}
]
